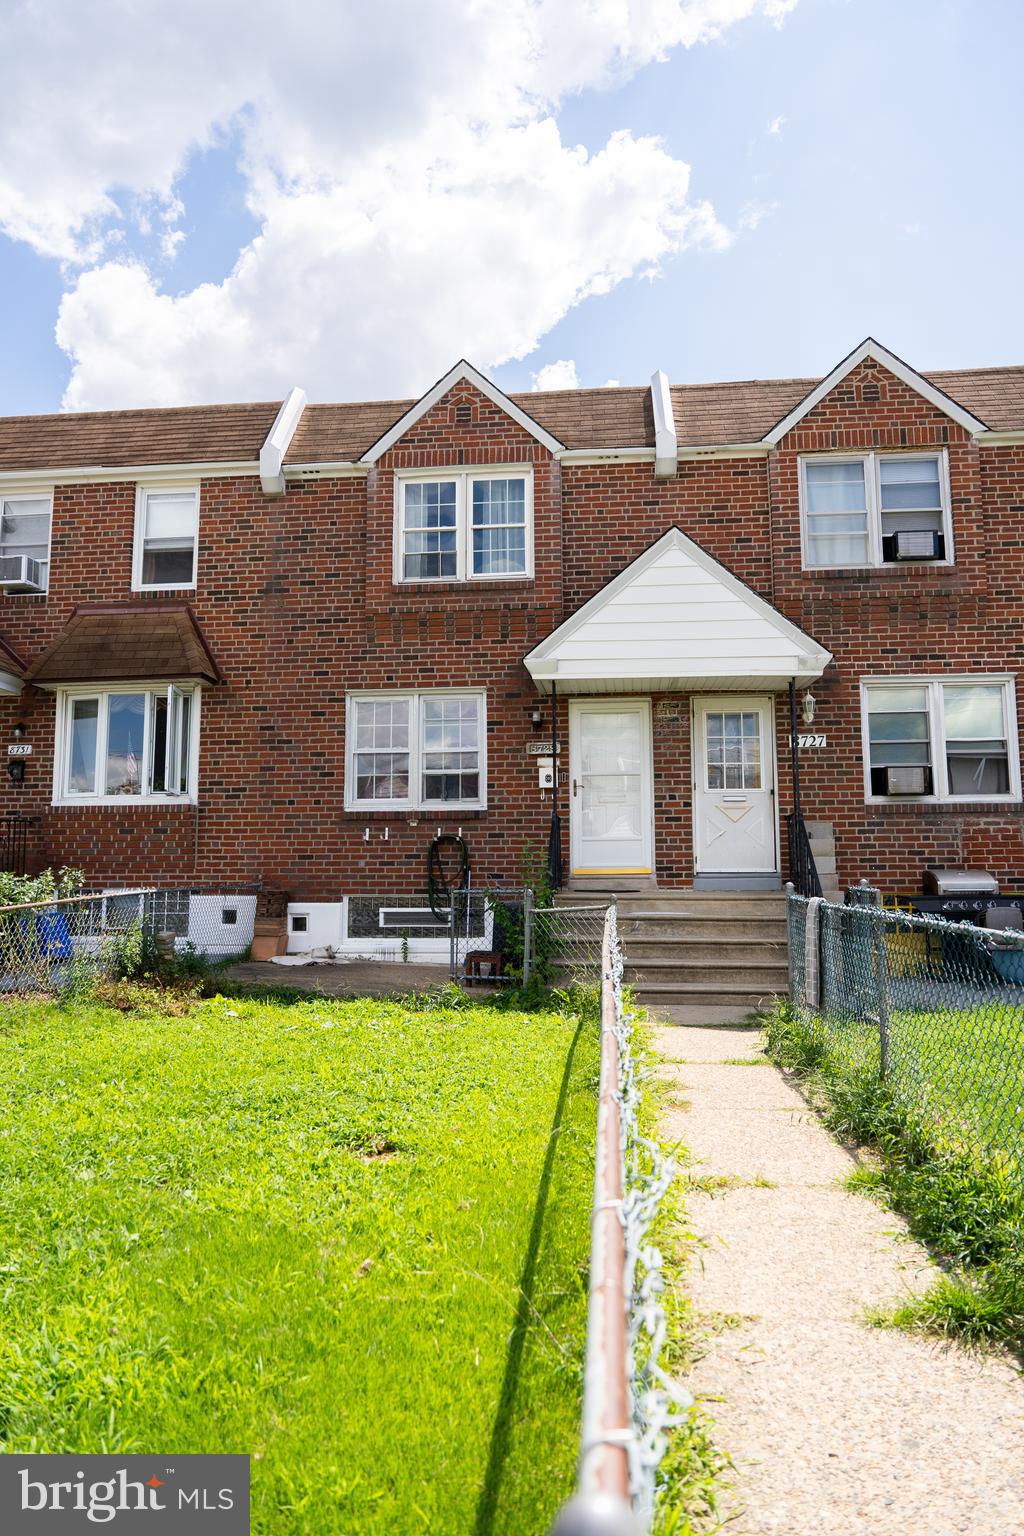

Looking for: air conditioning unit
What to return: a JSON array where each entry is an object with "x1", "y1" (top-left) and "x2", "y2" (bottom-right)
[
  {"x1": 0, "y1": 555, "x2": 44, "y2": 592},
  {"x1": 883, "y1": 530, "x2": 944, "y2": 562},
  {"x1": 884, "y1": 764, "x2": 929, "y2": 796}
]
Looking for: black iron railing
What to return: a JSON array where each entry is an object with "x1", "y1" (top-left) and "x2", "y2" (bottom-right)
[
  {"x1": 0, "y1": 814, "x2": 33, "y2": 877},
  {"x1": 547, "y1": 810, "x2": 563, "y2": 891},
  {"x1": 786, "y1": 810, "x2": 822, "y2": 898}
]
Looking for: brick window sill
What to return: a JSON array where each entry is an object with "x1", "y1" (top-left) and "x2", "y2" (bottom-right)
[
  {"x1": 340, "y1": 809, "x2": 487, "y2": 823},
  {"x1": 865, "y1": 801, "x2": 1024, "y2": 817}
]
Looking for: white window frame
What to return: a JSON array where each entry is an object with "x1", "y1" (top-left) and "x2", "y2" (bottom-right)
[
  {"x1": 0, "y1": 487, "x2": 53, "y2": 592},
  {"x1": 393, "y1": 466, "x2": 534, "y2": 584},
  {"x1": 52, "y1": 682, "x2": 202, "y2": 806},
  {"x1": 799, "y1": 450, "x2": 953, "y2": 571},
  {"x1": 860, "y1": 675, "x2": 1021, "y2": 805},
  {"x1": 132, "y1": 483, "x2": 200, "y2": 592},
  {"x1": 344, "y1": 689, "x2": 487, "y2": 811}
]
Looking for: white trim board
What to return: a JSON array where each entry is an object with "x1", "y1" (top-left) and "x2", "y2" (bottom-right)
[
  {"x1": 763, "y1": 337, "x2": 989, "y2": 445},
  {"x1": 260, "y1": 386, "x2": 307, "y2": 495},
  {"x1": 360, "y1": 360, "x2": 565, "y2": 464}
]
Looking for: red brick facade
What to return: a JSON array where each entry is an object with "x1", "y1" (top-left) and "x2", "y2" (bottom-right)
[{"x1": 2, "y1": 356, "x2": 1023, "y2": 899}]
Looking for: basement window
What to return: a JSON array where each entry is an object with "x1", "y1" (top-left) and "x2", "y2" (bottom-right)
[
  {"x1": 861, "y1": 677, "x2": 1020, "y2": 803},
  {"x1": 55, "y1": 684, "x2": 198, "y2": 803},
  {"x1": 800, "y1": 452, "x2": 951, "y2": 569}
]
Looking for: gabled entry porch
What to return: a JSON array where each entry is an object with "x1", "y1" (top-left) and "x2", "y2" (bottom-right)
[{"x1": 523, "y1": 528, "x2": 832, "y2": 890}]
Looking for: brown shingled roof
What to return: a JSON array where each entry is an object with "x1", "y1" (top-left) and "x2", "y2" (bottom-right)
[
  {"x1": 27, "y1": 603, "x2": 222, "y2": 686},
  {"x1": 0, "y1": 634, "x2": 26, "y2": 676},
  {"x1": 0, "y1": 402, "x2": 279, "y2": 473},
  {"x1": 2, "y1": 365, "x2": 1024, "y2": 473}
]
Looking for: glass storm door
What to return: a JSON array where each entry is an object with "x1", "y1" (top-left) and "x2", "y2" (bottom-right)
[
  {"x1": 569, "y1": 699, "x2": 653, "y2": 875},
  {"x1": 694, "y1": 697, "x2": 778, "y2": 875}
]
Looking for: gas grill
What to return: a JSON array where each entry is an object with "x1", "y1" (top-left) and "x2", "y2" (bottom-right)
[{"x1": 910, "y1": 867, "x2": 1024, "y2": 925}]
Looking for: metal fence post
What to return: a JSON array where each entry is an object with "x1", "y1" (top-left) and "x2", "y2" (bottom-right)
[
  {"x1": 873, "y1": 908, "x2": 890, "y2": 1081},
  {"x1": 522, "y1": 886, "x2": 534, "y2": 985},
  {"x1": 449, "y1": 898, "x2": 457, "y2": 981}
]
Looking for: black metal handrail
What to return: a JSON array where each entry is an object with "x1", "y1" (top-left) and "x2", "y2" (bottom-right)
[
  {"x1": 786, "y1": 810, "x2": 822, "y2": 898},
  {"x1": 0, "y1": 814, "x2": 35, "y2": 877}
]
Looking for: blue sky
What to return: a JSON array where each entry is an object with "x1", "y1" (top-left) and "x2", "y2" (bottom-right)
[{"x1": 0, "y1": 0, "x2": 1020, "y2": 416}]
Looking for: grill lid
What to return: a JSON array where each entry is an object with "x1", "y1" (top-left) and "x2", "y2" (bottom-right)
[{"x1": 923, "y1": 867, "x2": 1000, "y2": 896}]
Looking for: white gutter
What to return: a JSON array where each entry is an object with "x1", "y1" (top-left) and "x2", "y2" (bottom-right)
[
  {"x1": 651, "y1": 369, "x2": 677, "y2": 479},
  {"x1": 259, "y1": 386, "x2": 307, "y2": 495}
]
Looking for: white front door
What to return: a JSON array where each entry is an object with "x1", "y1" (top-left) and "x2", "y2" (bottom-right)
[
  {"x1": 569, "y1": 699, "x2": 653, "y2": 875},
  {"x1": 693, "y1": 697, "x2": 778, "y2": 876}
]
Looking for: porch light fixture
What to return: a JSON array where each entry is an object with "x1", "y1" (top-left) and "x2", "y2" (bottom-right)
[
  {"x1": 801, "y1": 692, "x2": 817, "y2": 726},
  {"x1": 530, "y1": 706, "x2": 544, "y2": 729},
  {"x1": 12, "y1": 721, "x2": 25, "y2": 738}
]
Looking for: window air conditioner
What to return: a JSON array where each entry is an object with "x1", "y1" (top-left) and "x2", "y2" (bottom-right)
[
  {"x1": 885, "y1": 530, "x2": 944, "y2": 562},
  {"x1": 884, "y1": 765, "x2": 929, "y2": 796},
  {"x1": 0, "y1": 555, "x2": 44, "y2": 592}
]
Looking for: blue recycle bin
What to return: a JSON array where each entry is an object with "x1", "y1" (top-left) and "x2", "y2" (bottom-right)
[{"x1": 21, "y1": 909, "x2": 74, "y2": 960}]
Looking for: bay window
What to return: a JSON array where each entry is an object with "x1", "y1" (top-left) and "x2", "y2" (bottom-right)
[
  {"x1": 346, "y1": 691, "x2": 486, "y2": 809},
  {"x1": 57, "y1": 685, "x2": 197, "y2": 802},
  {"x1": 134, "y1": 485, "x2": 199, "y2": 590},
  {"x1": 801, "y1": 452, "x2": 950, "y2": 569},
  {"x1": 862, "y1": 678, "x2": 1019, "y2": 802},
  {"x1": 396, "y1": 470, "x2": 532, "y2": 582}
]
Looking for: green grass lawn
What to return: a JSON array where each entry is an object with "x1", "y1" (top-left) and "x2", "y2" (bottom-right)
[
  {"x1": 0, "y1": 989, "x2": 599, "y2": 1535},
  {"x1": 805, "y1": 1004, "x2": 1024, "y2": 1166}
]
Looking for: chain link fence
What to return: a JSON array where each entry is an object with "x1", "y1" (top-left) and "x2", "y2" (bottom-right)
[
  {"x1": 552, "y1": 900, "x2": 687, "y2": 1535},
  {"x1": 0, "y1": 888, "x2": 157, "y2": 995},
  {"x1": 788, "y1": 890, "x2": 1024, "y2": 1170}
]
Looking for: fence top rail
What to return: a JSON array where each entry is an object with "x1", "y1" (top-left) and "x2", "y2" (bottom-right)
[
  {"x1": 537, "y1": 903, "x2": 610, "y2": 915},
  {"x1": 0, "y1": 887, "x2": 157, "y2": 917},
  {"x1": 785, "y1": 888, "x2": 1024, "y2": 945}
]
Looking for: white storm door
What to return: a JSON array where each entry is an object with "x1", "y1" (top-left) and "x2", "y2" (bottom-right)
[
  {"x1": 569, "y1": 699, "x2": 653, "y2": 874},
  {"x1": 694, "y1": 698, "x2": 778, "y2": 874}
]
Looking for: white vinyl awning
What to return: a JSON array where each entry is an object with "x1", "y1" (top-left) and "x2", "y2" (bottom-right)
[{"x1": 524, "y1": 527, "x2": 831, "y2": 694}]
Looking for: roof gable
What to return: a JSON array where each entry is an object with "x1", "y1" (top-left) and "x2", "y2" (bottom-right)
[
  {"x1": 525, "y1": 528, "x2": 831, "y2": 692},
  {"x1": 359, "y1": 361, "x2": 564, "y2": 464},
  {"x1": 763, "y1": 338, "x2": 989, "y2": 444}
]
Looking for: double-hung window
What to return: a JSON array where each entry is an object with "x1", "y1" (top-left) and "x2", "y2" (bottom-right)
[
  {"x1": 396, "y1": 470, "x2": 532, "y2": 582},
  {"x1": 57, "y1": 685, "x2": 198, "y2": 803},
  {"x1": 346, "y1": 692, "x2": 486, "y2": 809},
  {"x1": 133, "y1": 485, "x2": 199, "y2": 590},
  {"x1": 800, "y1": 452, "x2": 950, "y2": 569},
  {"x1": 862, "y1": 678, "x2": 1019, "y2": 802},
  {"x1": 0, "y1": 492, "x2": 51, "y2": 590}
]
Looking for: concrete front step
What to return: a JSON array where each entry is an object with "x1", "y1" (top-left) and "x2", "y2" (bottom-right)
[
  {"x1": 618, "y1": 916, "x2": 788, "y2": 943},
  {"x1": 630, "y1": 981, "x2": 786, "y2": 1007},
  {"x1": 626, "y1": 963, "x2": 789, "y2": 987},
  {"x1": 622, "y1": 938, "x2": 787, "y2": 963}
]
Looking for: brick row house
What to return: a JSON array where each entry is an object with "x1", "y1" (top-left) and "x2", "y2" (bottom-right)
[{"x1": 1, "y1": 338, "x2": 1023, "y2": 956}]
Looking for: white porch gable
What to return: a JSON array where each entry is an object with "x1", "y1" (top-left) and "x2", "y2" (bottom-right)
[{"x1": 524, "y1": 527, "x2": 831, "y2": 693}]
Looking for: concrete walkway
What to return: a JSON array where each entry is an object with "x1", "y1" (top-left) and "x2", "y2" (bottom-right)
[{"x1": 654, "y1": 1022, "x2": 1024, "y2": 1536}]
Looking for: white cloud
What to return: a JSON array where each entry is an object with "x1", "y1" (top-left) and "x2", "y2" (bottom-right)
[
  {"x1": 767, "y1": 115, "x2": 786, "y2": 137},
  {"x1": 532, "y1": 359, "x2": 582, "y2": 391},
  {"x1": 0, "y1": 1, "x2": 799, "y2": 407}
]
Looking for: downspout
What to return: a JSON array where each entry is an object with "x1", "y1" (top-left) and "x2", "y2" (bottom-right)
[
  {"x1": 548, "y1": 681, "x2": 562, "y2": 891},
  {"x1": 788, "y1": 679, "x2": 801, "y2": 819}
]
